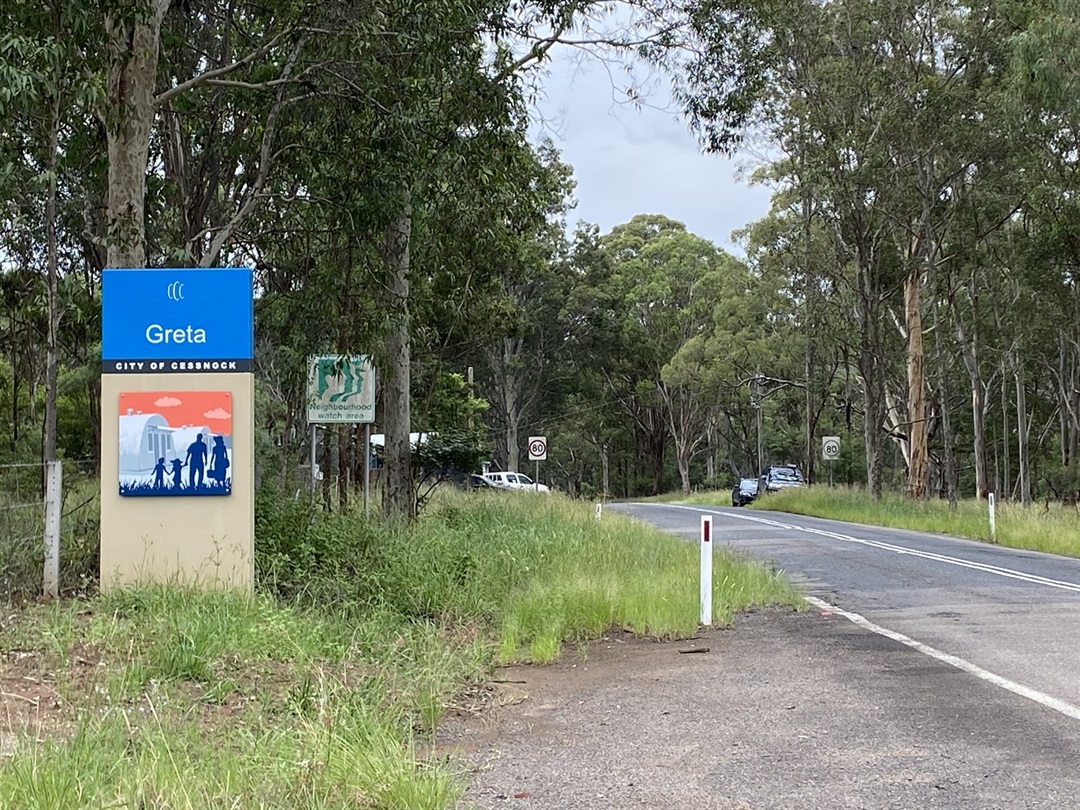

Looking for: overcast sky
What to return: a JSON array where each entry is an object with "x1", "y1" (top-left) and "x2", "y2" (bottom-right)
[{"x1": 533, "y1": 50, "x2": 775, "y2": 256}]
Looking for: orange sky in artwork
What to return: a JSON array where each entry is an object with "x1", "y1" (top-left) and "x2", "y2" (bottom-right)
[{"x1": 119, "y1": 391, "x2": 232, "y2": 436}]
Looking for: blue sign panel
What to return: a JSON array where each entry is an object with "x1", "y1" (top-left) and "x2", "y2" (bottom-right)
[{"x1": 103, "y1": 268, "x2": 253, "y2": 373}]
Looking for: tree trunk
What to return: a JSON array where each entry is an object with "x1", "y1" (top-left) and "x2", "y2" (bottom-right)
[
  {"x1": 905, "y1": 267, "x2": 928, "y2": 499},
  {"x1": 802, "y1": 185, "x2": 815, "y2": 485},
  {"x1": 930, "y1": 281, "x2": 956, "y2": 509},
  {"x1": 501, "y1": 342, "x2": 524, "y2": 471},
  {"x1": 855, "y1": 263, "x2": 885, "y2": 500},
  {"x1": 600, "y1": 443, "x2": 610, "y2": 498},
  {"x1": 953, "y1": 292, "x2": 989, "y2": 499},
  {"x1": 677, "y1": 441, "x2": 692, "y2": 495},
  {"x1": 705, "y1": 419, "x2": 716, "y2": 483},
  {"x1": 9, "y1": 340, "x2": 17, "y2": 451},
  {"x1": 1000, "y1": 360, "x2": 1009, "y2": 500},
  {"x1": 1016, "y1": 355, "x2": 1031, "y2": 506},
  {"x1": 105, "y1": 0, "x2": 171, "y2": 268},
  {"x1": 380, "y1": 199, "x2": 414, "y2": 520},
  {"x1": 337, "y1": 425, "x2": 349, "y2": 510},
  {"x1": 1058, "y1": 330, "x2": 1080, "y2": 466},
  {"x1": 44, "y1": 89, "x2": 61, "y2": 466},
  {"x1": 649, "y1": 415, "x2": 666, "y2": 495},
  {"x1": 320, "y1": 427, "x2": 332, "y2": 511}
]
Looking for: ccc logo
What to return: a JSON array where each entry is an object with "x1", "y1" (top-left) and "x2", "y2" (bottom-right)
[{"x1": 167, "y1": 281, "x2": 185, "y2": 301}]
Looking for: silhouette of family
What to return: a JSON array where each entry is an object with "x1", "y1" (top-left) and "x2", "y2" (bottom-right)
[{"x1": 149, "y1": 433, "x2": 230, "y2": 492}]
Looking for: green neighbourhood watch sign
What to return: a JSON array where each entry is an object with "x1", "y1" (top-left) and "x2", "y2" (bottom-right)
[{"x1": 306, "y1": 355, "x2": 376, "y2": 424}]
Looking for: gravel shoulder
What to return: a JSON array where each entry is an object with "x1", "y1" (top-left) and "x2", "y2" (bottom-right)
[{"x1": 435, "y1": 608, "x2": 1080, "y2": 810}]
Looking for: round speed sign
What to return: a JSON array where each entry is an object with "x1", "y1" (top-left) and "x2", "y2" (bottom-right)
[
  {"x1": 528, "y1": 436, "x2": 547, "y2": 461},
  {"x1": 822, "y1": 436, "x2": 840, "y2": 460}
]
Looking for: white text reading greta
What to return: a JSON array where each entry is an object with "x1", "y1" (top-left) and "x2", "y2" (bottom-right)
[{"x1": 145, "y1": 324, "x2": 207, "y2": 344}]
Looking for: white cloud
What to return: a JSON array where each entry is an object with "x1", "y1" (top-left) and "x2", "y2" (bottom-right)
[
  {"x1": 155, "y1": 396, "x2": 182, "y2": 407},
  {"x1": 204, "y1": 408, "x2": 230, "y2": 420},
  {"x1": 534, "y1": 51, "x2": 774, "y2": 254}
]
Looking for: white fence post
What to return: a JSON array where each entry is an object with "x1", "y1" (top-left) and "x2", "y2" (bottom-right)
[{"x1": 43, "y1": 460, "x2": 62, "y2": 599}]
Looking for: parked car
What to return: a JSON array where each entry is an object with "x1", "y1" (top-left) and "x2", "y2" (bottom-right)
[
  {"x1": 482, "y1": 471, "x2": 551, "y2": 493},
  {"x1": 760, "y1": 464, "x2": 806, "y2": 493},
  {"x1": 731, "y1": 477, "x2": 759, "y2": 507}
]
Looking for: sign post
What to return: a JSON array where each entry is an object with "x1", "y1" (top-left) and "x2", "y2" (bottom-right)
[
  {"x1": 307, "y1": 355, "x2": 376, "y2": 517},
  {"x1": 822, "y1": 435, "x2": 840, "y2": 487},
  {"x1": 528, "y1": 436, "x2": 547, "y2": 492},
  {"x1": 988, "y1": 492, "x2": 997, "y2": 543},
  {"x1": 100, "y1": 267, "x2": 254, "y2": 590}
]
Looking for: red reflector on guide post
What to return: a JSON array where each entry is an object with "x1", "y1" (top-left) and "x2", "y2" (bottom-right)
[{"x1": 703, "y1": 518, "x2": 711, "y2": 543}]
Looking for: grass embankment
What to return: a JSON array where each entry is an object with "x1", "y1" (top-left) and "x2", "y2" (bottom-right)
[
  {"x1": 683, "y1": 486, "x2": 1080, "y2": 558},
  {"x1": 0, "y1": 491, "x2": 801, "y2": 809}
]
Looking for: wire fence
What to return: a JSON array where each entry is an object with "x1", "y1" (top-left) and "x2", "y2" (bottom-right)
[{"x1": 1, "y1": 459, "x2": 99, "y2": 599}]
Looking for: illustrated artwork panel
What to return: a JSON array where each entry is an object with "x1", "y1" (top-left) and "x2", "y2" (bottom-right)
[{"x1": 118, "y1": 391, "x2": 232, "y2": 497}]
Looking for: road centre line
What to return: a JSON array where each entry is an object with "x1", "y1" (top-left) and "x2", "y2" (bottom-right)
[
  {"x1": 804, "y1": 596, "x2": 1080, "y2": 722},
  {"x1": 641, "y1": 503, "x2": 1080, "y2": 594}
]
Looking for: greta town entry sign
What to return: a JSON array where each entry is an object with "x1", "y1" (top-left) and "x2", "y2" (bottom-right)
[
  {"x1": 102, "y1": 268, "x2": 254, "y2": 372},
  {"x1": 100, "y1": 267, "x2": 255, "y2": 591}
]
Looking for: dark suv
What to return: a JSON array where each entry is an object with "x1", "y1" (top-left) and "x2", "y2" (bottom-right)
[
  {"x1": 760, "y1": 464, "x2": 806, "y2": 493},
  {"x1": 731, "y1": 477, "x2": 759, "y2": 507}
]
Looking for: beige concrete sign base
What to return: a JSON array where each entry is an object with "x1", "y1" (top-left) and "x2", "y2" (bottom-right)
[{"x1": 100, "y1": 373, "x2": 254, "y2": 591}]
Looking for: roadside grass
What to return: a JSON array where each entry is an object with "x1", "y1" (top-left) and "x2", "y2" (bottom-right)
[
  {"x1": 0, "y1": 591, "x2": 472, "y2": 809},
  {"x1": 679, "y1": 486, "x2": 1080, "y2": 558},
  {"x1": 0, "y1": 490, "x2": 802, "y2": 807},
  {"x1": 477, "y1": 495, "x2": 802, "y2": 662}
]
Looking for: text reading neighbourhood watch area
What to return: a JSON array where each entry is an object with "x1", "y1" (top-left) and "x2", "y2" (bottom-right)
[{"x1": 102, "y1": 267, "x2": 254, "y2": 373}]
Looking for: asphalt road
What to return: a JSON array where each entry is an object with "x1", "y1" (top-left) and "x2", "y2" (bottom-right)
[
  {"x1": 443, "y1": 502, "x2": 1080, "y2": 808},
  {"x1": 613, "y1": 501, "x2": 1080, "y2": 721}
]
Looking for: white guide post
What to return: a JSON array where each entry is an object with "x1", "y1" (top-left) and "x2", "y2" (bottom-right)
[
  {"x1": 988, "y1": 492, "x2": 997, "y2": 544},
  {"x1": 700, "y1": 514, "x2": 713, "y2": 626}
]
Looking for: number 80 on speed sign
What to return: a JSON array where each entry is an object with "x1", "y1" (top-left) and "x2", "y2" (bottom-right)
[{"x1": 528, "y1": 436, "x2": 547, "y2": 461}]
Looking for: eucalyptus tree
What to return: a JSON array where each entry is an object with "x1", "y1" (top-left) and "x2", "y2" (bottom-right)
[
  {"x1": 671, "y1": 0, "x2": 1047, "y2": 500},
  {"x1": 765, "y1": 0, "x2": 907, "y2": 499},
  {"x1": 1007, "y1": 0, "x2": 1080, "y2": 499},
  {"x1": 1, "y1": 0, "x2": 103, "y2": 469},
  {"x1": 656, "y1": 239, "x2": 763, "y2": 493},
  {"x1": 465, "y1": 142, "x2": 577, "y2": 473}
]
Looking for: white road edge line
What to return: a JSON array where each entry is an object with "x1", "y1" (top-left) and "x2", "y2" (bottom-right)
[
  {"x1": 806, "y1": 596, "x2": 1080, "y2": 722},
  {"x1": 636, "y1": 503, "x2": 1080, "y2": 593}
]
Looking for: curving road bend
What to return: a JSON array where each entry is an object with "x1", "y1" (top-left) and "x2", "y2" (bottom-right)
[{"x1": 613, "y1": 502, "x2": 1080, "y2": 722}]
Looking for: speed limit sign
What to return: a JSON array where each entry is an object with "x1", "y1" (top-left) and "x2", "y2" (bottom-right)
[
  {"x1": 822, "y1": 436, "x2": 840, "y2": 460},
  {"x1": 528, "y1": 436, "x2": 547, "y2": 461}
]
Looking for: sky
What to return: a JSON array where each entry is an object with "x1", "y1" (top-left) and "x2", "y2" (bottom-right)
[
  {"x1": 118, "y1": 391, "x2": 233, "y2": 436},
  {"x1": 533, "y1": 50, "x2": 775, "y2": 256}
]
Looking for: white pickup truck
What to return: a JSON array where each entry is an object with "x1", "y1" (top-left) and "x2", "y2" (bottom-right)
[{"x1": 481, "y1": 471, "x2": 550, "y2": 493}]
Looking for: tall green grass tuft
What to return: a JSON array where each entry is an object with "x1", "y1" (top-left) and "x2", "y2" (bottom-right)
[
  {"x1": 409, "y1": 493, "x2": 803, "y2": 663},
  {"x1": 705, "y1": 486, "x2": 1080, "y2": 558}
]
